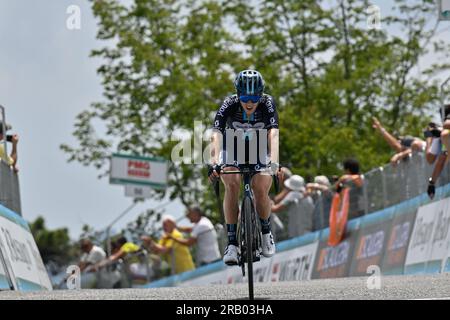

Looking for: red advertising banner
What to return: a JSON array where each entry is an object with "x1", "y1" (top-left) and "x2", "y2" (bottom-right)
[{"x1": 328, "y1": 188, "x2": 350, "y2": 246}]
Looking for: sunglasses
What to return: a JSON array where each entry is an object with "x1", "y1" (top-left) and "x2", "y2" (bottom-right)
[{"x1": 239, "y1": 95, "x2": 261, "y2": 103}]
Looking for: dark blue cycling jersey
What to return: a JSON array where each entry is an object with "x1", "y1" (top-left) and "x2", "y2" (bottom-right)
[
  {"x1": 212, "y1": 94, "x2": 279, "y2": 166},
  {"x1": 213, "y1": 94, "x2": 279, "y2": 133}
]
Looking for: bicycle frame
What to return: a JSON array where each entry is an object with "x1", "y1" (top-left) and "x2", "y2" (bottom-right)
[{"x1": 216, "y1": 165, "x2": 278, "y2": 300}]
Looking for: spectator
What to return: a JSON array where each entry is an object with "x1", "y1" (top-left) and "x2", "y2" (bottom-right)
[
  {"x1": 78, "y1": 238, "x2": 106, "y2": 272},
  {"x1": 330, "y1": 175, "x2": 339, "y2": 185},
  {"x1": 307, "y1": 176, "x2": 334, "y2": 230},
  {"x1": 109, "y1": 236, "x2": 140, "y2": 262},
  {"x1": 306, "y1": 175, "x2": 331, "y2": 198},
  {"x1": 424, "y1": 121, "x2": 445, "y2": 165},
  {"x1": 271, "y1": 167, "x2": 293, "y2": 241},
  {"x1": 141, "y1": 214, "x2": 195, "y2": 274},
  {"x1": 95, "y1": 236, "x2": 140, "y2": 269},
  {"x1": 437, "y1": 104, "x2": 450, "y2": 156},
  {"x1": 170, "y1": 206, "x2": 221, "y2": 266},
  {"x1": 271, "y1": 175, "x2": 314, "y2": 238},
  {"x1": 372, "y1": 117, "x2": 426, "y2": 166},
  {"x1": 0, "y1": 123, "x2": 18, "y2": 172},
  {"x1": 424, "y1": 104, "x2": 450, "y2": 198},
  {"x1": 335, "y1": 158, "x2": 363, "y2": 190},
  {"x1": 272, "y1": 167, "x2": 293, "y2": 204},
  {"x1": 335, "y1": 158, "x2": 364, "y2": 219}
]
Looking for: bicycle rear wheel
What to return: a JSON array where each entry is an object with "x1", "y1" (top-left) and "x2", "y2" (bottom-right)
[{"x1": 243, "y1": 196, "x2": 254, "y2": 300}]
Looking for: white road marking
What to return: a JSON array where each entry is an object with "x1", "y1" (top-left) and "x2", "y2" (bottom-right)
[{"x1": 413, "y1": 297, "x2": 450, "y2": 300}]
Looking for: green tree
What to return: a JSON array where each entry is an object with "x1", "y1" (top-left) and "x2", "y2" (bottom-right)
[
  {"x1": 29, "y1": 216, "x2": 78, "y2": 267},
  {"x1": 230, "y1": 0, "x2": 449, "y2": 175},
  {"x1": 61, "y1": 0, "x2": 246, "y2": 223},
  {"x1": 62, "y1": 0, "x2": 450, "y2": 222}
]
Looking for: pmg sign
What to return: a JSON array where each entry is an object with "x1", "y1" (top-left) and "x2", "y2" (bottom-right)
[
  {"x1": 440, "y1": 0, "x2": 450, "y2": 20},
  {"x1": 109, "y1": 154, "x2": 168, "y2": 190}
]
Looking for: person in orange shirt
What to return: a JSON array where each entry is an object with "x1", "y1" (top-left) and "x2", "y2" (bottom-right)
[{"x1": 141, "y1": 215, "x2": 195, "y2": 275}]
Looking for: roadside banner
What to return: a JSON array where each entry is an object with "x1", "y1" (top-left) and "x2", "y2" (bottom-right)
[
  {"x1": 404, "y1": 199, "x2": 449, "y2": 274},
  {"x1": 0, "y1": 205, "x2": 52, "y2": 290},
  {"x1": 349, "y1": 214, "x2": 392, "y2": 276},
  {"x1": 427, "y1": 198, "x2": 450, "y2": 273},
  {"x1": 269, "y1": 242, "x2": 318, "y2": 282},
  {"x1": 312, "y1": 220, "x2": 359, "y2": 279},
  {"x1": 381, "y1": 209, "x2": 417, "y2": 275},
  {"x1": 179, "y1": 242, "x2": 319, "y2": 286},
  {"x1": 328, "y1": 188, "x2": 350, "y2": 246},
  {"x1": 0, "y1": 249, "x2": 11, "y2": 289}
]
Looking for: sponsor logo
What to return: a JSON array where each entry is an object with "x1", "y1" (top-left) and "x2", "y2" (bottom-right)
[
  {"x1": 410, "y1": 216, "x2": 434, "y2": 249},
  {"x1": 265, "y1": 99, "x2": 274, "y2": 113},
  {"x1": 217, "y1": 103, "x2": 229, "y2": 117},
  {"x1": 272, "y1": 254, "x2": 313, "y2": 281},
  {"x1": 388, "y1": 222, "x2": 410, "y2": 251},
  {"x1": 384, "y1": 221, "x2": 412, "y2": 267},
  {"x1": 433, "y1": 210, "x2": 450, "y2": 243},
  {"x1": 127, "y1": 160, "x2": 151, "y2": 178},
  {"x1": 356, "y1": 230, "x2": 385, "y2": 259},
  {"x1": 1, "y1": 227, "x2": 33, "y2": 268},
  {"x1": 231, "y1": 122, "x2": 265, "y2": 130},
  {"x1": 353, "y1": 231, "x2": 385, "y2": 274},
  {"x1": 317, "y1": 241, "x2": 350, "y2": 271}
]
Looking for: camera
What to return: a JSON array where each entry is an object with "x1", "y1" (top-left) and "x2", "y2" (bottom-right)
[
  {"x1": 440, "y1": 104, "x2": 450, "y2": 122},
  {"x1": 423, "y1": 122, "x2": 442, "y2": 138},
  {"x1": 6, "y1": 135, "x2": 13, "y2": 142}
]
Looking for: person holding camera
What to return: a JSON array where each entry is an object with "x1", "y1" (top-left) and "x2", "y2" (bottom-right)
[
  {"x1": 423, "y1": 104, "x2": 450, "y2": 199},
  {"x1": 0, "y1": 123, "x2": 18, "y2": 173},
  {"x1": 372, "y1": 117, "x2": 426, "y2": 166}
]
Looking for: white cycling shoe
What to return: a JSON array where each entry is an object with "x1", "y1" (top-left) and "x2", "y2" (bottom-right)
[
  {"x1": 223, "y1": 244, "x2": 239, "y2": 266},
  {"x1": 261, "y1": 232, "x2": 276, "y2": 257}
]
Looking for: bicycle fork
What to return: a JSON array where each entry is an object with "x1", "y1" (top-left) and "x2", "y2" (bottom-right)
[{"x1": 238, "y1": 174, "x2": 262, "y2": 276}]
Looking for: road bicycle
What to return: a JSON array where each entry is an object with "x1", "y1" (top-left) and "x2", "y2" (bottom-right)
[{"x1": 213, "y1": 164, "x2": 279, "y2": 300}]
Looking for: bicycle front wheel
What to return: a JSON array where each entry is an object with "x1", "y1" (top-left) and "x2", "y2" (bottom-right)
[{"x1": 243, "y1": 196, "x2": 254, "y2": 300}]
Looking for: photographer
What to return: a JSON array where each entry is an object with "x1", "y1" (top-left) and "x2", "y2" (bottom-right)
[
  {"x1": 372, "y1": 117, "x2": 426, "y2": 166},
  {"x1": 424, "y1": 104, "x2": 450, "y2": 199},
  {"x1": 0, "y1": 123, "x2": 18, "y2": 172}
]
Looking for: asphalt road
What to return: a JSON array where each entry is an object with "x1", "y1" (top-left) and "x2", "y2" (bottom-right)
[{"x1": 1, "y1": 273, "x2": 450, "y2": 300}]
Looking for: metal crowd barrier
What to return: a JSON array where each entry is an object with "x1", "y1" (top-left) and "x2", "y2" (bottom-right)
[
  {"x1": 0, "y1": 160, "x2": 21, "y2": 215},
  {"x1": 214, "y1": 152, "x2": 444, "y2": 243},
  {"x1": 313, "y1": 152, "x2": 439, "y2": 230}
]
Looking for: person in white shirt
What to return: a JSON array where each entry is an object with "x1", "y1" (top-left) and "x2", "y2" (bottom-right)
[
  {"x1": 169, "y1": 206, "x2": 221, "y2": 266},
  {"x1": 271, "y1": 175, "x2": 314, "y2": 238},
  {"x1": 79, "y1": 239, "x2": 106, "y2": 272}
]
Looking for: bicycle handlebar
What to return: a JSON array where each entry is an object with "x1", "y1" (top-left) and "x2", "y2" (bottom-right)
[
  {"x1": 213, "y1": 165, "x2": 280, "y2": 193},
  {"x1": 219, "y1": 169, "x2": 266, "y2": 175},
  {"x1": 217, "y1": 166, "x2": 274, "y2": 175}
]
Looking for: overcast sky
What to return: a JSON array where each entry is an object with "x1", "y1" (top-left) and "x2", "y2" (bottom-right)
[
  {"x1": 0, "y1": 0, "x2": 184, "y2": 239},
  {"x1": 0, "y1": 0, "x2": 449, "y2": 239}
]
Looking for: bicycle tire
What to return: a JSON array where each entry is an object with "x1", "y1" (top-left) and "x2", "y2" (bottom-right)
[{"x1": 243, "y1": 196, "x2": 254, "y2": 300}]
